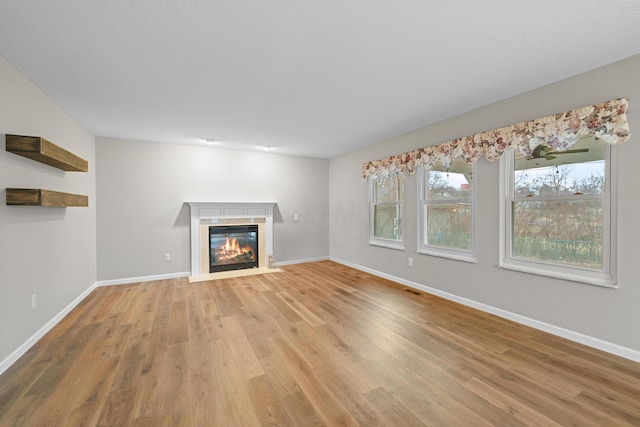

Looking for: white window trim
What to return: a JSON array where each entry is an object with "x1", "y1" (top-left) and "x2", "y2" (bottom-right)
[
  {"x1": 369, "y1": 175, "x2": 404, "y2": 250},
  {"x1": 499, "y1": 146, "x2": 617, "y2": 288},
  {"x1": 417, "y1": 164, "x2": 477, "y2": 263}
]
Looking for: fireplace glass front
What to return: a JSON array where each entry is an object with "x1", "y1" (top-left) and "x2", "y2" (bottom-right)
[{"x1": 209, "y1": 225, "x2": 259, "y2": 273}]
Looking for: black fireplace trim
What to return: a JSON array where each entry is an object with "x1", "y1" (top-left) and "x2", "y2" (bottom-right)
[{"x1": 209, "y1": 224, "x2": 259, "y2": 273}]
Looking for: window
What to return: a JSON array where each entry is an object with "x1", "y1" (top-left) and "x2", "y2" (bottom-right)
[
  {"x1": 419, "y1": 158, "x2": 476, "y2": 261},
  {"x1": 369, "y1": 173, "x2": 404, "y2": 249},
  {"x1": 500, "y1": 136, "x2": 616, "y2": 287}
]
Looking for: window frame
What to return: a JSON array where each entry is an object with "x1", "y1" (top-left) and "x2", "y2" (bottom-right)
[
  {"x1": 499, "y1": 143, "x2": 617, "y2": 287},
  {"x1": 369, "y1": 173, "x2": 405, "y2": 250},
  {"x1": 417, "y1": 163, "x2": 477, "y2": 263}
]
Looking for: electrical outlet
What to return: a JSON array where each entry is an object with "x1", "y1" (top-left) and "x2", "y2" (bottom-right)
[
  {"x1": 32, "y1": 294, "x2": 37, "y2": 309},
  {"x1": 164, "y1": 253, "x2": 171, "y2": 261},
  {"x1": 408, "y1": 257, "x2": 413, "y2": 267}
]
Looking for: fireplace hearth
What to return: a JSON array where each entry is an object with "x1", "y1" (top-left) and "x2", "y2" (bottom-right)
[{"x1": 209, "y1": 224, "x2": 259, "y2": 273}]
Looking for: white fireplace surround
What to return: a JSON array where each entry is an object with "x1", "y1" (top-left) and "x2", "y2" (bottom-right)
[{"x1": 187, "y1": 202, "x2": 276, "y2": 277}]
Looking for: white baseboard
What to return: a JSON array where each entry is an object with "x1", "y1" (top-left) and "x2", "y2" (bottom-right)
[
  {"x1": 275, "y1": 256, "x2": 330, "y2": 267},
  {"x1": 96, "y1": 271, "x2": 191, "y2": 287},
  {"x1": 330, "y1": 257, "x2": 640, "y2": 363},
  {"x1": 0, "y1": 281, "x2": 99, "y2": 376}
]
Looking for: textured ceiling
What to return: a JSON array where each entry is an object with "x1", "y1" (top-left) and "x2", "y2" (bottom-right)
[{"x1": 1, "y1": 1, "x2": 639, "y2": 158}]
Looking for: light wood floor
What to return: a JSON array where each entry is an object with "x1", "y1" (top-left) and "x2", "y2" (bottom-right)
[{"x1": 1, "y1": 261, "x2": 639, "y2": 426}]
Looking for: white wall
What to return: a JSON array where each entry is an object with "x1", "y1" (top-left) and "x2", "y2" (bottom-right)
[
  {"x1": 0, "y1": 56, "x2": 97, "y2": 364},
  {"x1": 96, "y1": 138, "x2": 329, "y2": 281},
  {"x1": 329, "y1": 54, "x2": 640, "y2": 353}
]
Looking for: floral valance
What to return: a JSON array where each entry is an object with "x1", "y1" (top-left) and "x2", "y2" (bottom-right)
[{"x1": 362, "y1": 98, "x2": 630, "y2": 180}]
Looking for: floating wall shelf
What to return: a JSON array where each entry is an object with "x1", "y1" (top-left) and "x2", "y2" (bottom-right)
[
  {"x1": 5, "y1": 134, "x2": 88, "y2": 172},
  {"x1": 6, "y1": 189, "x2": 88, "y2": 207}
]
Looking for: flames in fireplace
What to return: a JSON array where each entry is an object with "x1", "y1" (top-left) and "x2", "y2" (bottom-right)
[{"x1": 214, "y1": 236, "x2": 255, "y2": 264}]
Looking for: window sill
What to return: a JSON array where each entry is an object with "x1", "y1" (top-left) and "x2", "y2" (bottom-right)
[
  {"x1": 499, "y1": 260, "x2": 616, "y2": 288},
  {"x1": 369, "y1": 240, "x2": 405, "y2": 251},
  {"x1": 417, "y1": 248, "x2": 477, "y2": 263}
]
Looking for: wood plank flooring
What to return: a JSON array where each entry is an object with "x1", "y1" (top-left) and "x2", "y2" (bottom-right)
[{"x1": 1, "y1": 260, "x2": 640, "y2": 426}]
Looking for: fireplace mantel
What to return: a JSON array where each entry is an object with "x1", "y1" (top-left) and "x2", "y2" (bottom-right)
[{"x1": 187, "y1": 202, "x2": 276, "y2": 277}]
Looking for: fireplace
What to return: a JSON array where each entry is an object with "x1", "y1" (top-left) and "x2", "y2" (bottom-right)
[
  {"x1": 209, "y1": 225, "x2": 259, "y2": 273},
  {"x1": 187, "y1": 202, "x2": 275, "y2": 277}
]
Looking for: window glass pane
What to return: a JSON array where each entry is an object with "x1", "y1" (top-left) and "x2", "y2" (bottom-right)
[
  {"x1": 425, "y1": 203, "x2": 472, "y2": 250},
  {"x1": 514, "y1": 138, "x2": 605, "y2": 197},
  {"x1": 512, "y1": 199, "x2": 603, "y2": 268},
  {"x1": 375, "y1": 174, "x2": 403, "y2": 202},
  {"x1": 427, "y1": 158, "x2": 473, "y2": 200},
  {"x1": 374, "y1": 205, "x2": 400, "y2": 240}
]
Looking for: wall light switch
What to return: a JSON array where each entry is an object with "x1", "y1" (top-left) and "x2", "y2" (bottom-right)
[
  {"x1": 293, "y1": 214, "x2": 299, "y2": 222},
  {"x1": 164, "y1": 253, "x2": 171, "y2": 261}
]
